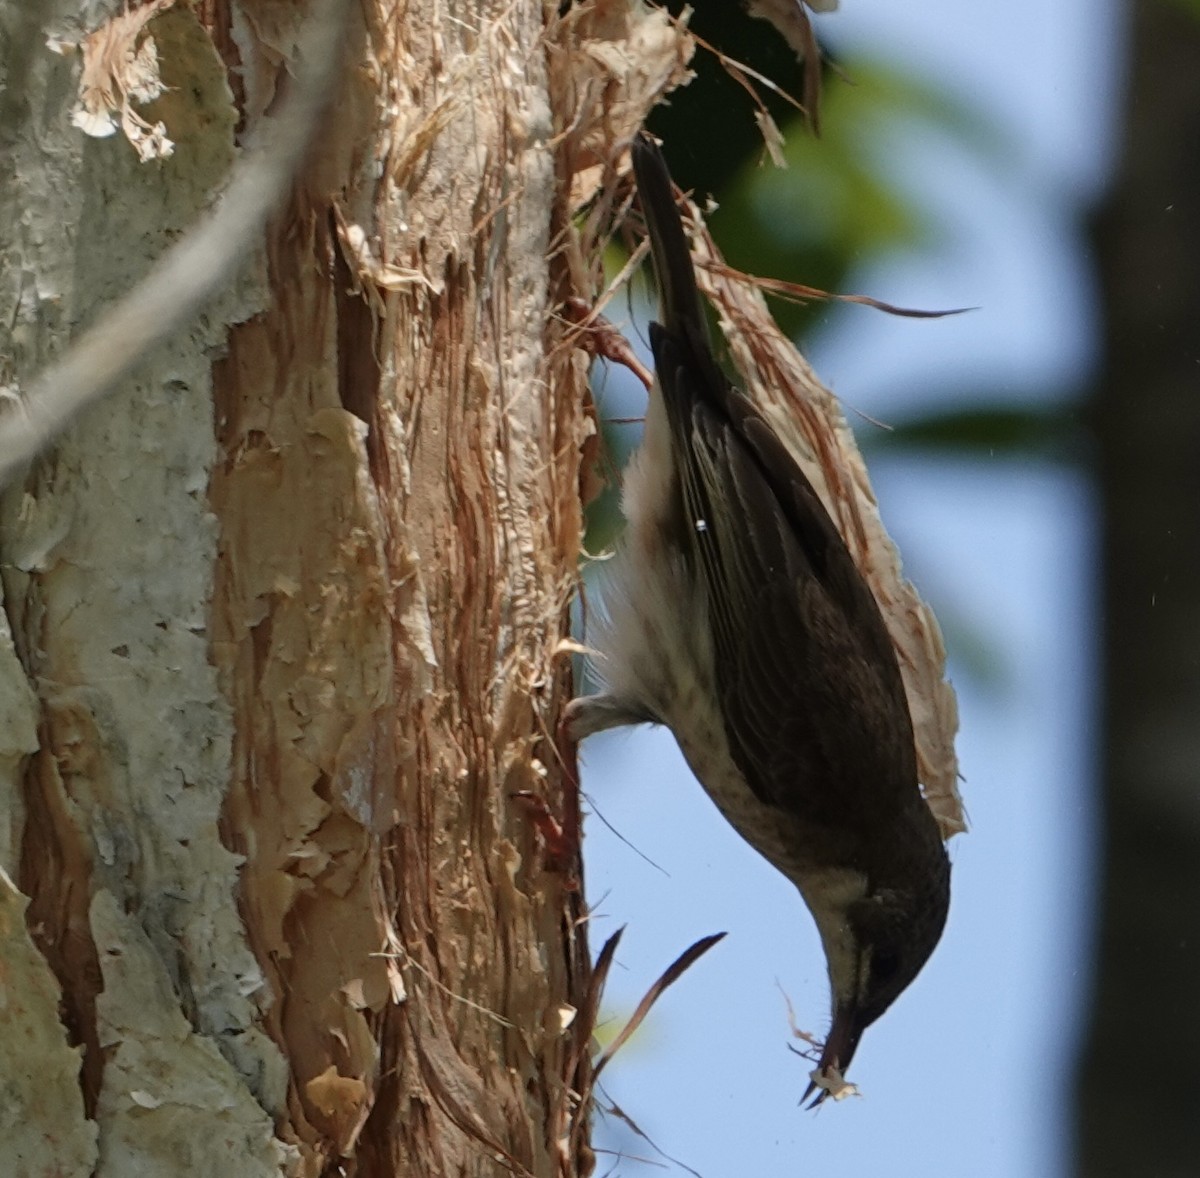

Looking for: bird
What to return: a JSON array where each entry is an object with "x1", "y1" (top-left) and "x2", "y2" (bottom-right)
[{"x1": 566, "y1": 132, "x2": 951, "y2": 1102}]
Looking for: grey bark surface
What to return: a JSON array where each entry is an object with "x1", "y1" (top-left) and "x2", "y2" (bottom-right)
[{"x1": 0, "y1": 1, "x2": 617, "y2": 1173}]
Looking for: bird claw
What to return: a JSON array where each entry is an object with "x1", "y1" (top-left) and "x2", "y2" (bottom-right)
[{"x1": 562, "y1": 296, "x2": 654, "y2": 392}]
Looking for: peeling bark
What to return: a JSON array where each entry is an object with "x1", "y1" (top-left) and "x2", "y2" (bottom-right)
[{"x1": 0, "y1": 0, "x2": 693, "y2": 1173}]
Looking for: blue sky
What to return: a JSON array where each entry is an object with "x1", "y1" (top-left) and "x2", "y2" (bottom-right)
[{"x1": 581, "y1": 3, "x2": 1119, "y2": 1174}]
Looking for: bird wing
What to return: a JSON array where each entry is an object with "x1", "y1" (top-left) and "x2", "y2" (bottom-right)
[
  {"x1": 629, "y1": 131, "x2": 916, "y2": 828},
  {"x1": 650, "y1": 322, "x2": 917, "y2": 831}
]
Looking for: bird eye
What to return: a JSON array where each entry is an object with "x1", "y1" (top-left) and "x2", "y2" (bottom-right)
[{"x1": 871, "y1": 946, "x2": 901, "y2": 990}]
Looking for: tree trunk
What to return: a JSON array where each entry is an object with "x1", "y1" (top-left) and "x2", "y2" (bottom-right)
[
  {"x1": 0, "y1": 1, "x2": 685, "y2": 1173},
  {"x1": 1078, "y1": 2, "x2": 1200, "y2": 1174}
]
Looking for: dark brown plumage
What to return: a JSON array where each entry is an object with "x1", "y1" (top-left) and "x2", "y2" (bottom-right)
[{"x1": 568, "y1": 133, "x2": 950, "y2": 1101}]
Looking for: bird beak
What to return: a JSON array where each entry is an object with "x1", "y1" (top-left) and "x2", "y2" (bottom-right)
[{"x1": 802, "y1": 1001, "x2": 865, "y2": 1108}]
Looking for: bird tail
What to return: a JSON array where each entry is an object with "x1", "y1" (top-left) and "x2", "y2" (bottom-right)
[{"x1": 630, "y1": 133, "x2": 709, "y2": 343}]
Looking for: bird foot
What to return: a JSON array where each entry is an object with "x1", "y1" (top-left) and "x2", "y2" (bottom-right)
[{"x1": 562, "y1": 297, "x2": 654, "y2": 392}]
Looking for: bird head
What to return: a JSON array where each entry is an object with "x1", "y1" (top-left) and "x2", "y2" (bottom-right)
[{"x1": 805, "y1": 845, "x2": 951, "y2": 1105}]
